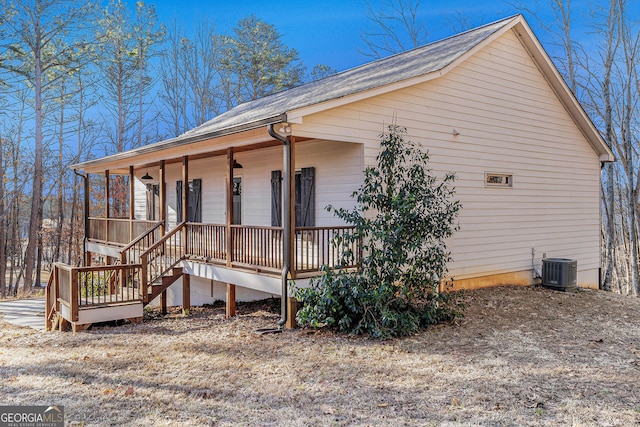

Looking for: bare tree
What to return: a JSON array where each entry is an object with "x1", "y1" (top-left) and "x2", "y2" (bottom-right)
[
  {"x1": 185, "y1": 21, "x2": 225, "y2": 126},
  {"x1": 359, "y1": 0, "x2": 429, "y2": 59},
  {"x1": 159, "y1": 20, "x2": 189, "y2": 137},
  {"x1": 0, "y1": 0, "x2": 97, "y2": 289},
  {"x1": 133, "y1": 1, "x2": 164, "y2": 147}
]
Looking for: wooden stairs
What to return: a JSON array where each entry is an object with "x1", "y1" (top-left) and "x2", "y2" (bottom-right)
[
  {"x1": 46, "y1": 223, "x2": 188, "y2": 332},
  {"x1": 145, "y1": 268, "x2": 183, "y2": 306}
]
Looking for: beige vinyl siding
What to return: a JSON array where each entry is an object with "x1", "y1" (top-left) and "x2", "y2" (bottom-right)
[
  {"x1": 135, "y1": 140, "x2": 362, "y2": 228},
  {"x1": 295, "y1": 28, "x2": 601, "y2": 286}
]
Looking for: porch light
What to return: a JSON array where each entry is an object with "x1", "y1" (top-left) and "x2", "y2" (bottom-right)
[
  {"x1": 141, "y1": 170, "x2": 154, "y2": 181},
  {"x1": 278, "y1": 123, "x2": 291, "y2": 134},
  {"x1": 233, "y1": 160, "x2": 243, "y2": 169}
]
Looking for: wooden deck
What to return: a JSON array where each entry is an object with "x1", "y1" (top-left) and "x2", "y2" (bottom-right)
[{"x1": 47, "y1": 221, "x2": 361, "y2": 332}]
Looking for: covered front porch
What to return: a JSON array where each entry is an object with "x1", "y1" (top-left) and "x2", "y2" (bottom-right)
[{"x1": 46, "y1": 122, "x2": 363, "y2": 331}]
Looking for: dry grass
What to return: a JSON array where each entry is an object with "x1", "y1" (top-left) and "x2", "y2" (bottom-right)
[{"x1": 2, "y1": 286, "x2": 640, "y2": 426}]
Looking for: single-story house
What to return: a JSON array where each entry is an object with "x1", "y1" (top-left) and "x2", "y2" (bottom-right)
[{"x1": 46, "y1": 14, "x2": 614, "y2": 331}]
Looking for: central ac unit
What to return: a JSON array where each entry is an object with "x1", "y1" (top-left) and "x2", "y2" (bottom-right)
[{"x1": 542, "y1": 258, "x2": 577, "y2": 292}]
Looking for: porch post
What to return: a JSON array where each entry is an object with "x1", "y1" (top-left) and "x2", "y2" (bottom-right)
[
  {"x1": 225, "y1": 147, "x2": 236, "y2": 318},
  {"x1": 182, "y1": 156, "x2": 189, "y2": 250},
  {"x1": 289, "y1": 137, "x2": 296, "y2": 279},
  {"x1": 105, "y1": 170, "x2": 110, "y2": 243},
  {"x1": 83, "y1": 173, "x2": 90, "y2": 266},
  {"x1": 226, "y1": 283, "x2": 236, "y2": 318},
  {"x1": 159, "y1": 160, "x2": 168, "y2": 309},
  {"x1": 226, "y1": 147, "x2": 234, "y2": 267},
  {"x1": 182, "y1": 272, "x2": 190, "y2": 315},
  {"x1": 129, "y1": 166, "x2": 135, "y2": 241},
  {"x1": 159, "y1": 160, "x2": 166, "y2": 235}
]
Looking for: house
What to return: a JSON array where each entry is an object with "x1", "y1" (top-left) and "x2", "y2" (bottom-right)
[{"x1": 45, "y1": 14, "x2": 614, "y2": 332}]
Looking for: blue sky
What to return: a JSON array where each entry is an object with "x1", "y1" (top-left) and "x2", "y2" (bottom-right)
[{"x1": 140, "y1": 0, "x2": 630, "y2": 74}]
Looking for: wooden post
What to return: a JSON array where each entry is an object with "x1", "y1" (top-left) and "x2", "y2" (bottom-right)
[
  {"x1": 84, "y1": 173, "x2": 90, "y2": 250},
  {"x1": 289, "y1": 137, "x2": 296, "y2": 279},
  {"x1": 71, "y1": 268, "x2": 79, "y2": 322},
  {"x1": 182, "y1": 156, "x2": 189, "y2": 250},
  {"x1": 105, "y1": 170, "x2": 110, "y2": 243},
  {"x1": 141, "y1": 260, "x2": 148, "y2": 303},
  {"x1": 159, "y1": 160, "x2": 166, "y2": 235},
  {"x1": 129, "y1": 166, "x2": 135, "y2": 241},
  {"x1": 226, "y1": 148, "x2": 234, "y2": 267},
  {"x1": 286, "y1": 297, "x2": 298, "y2": 329},
  {"x1": 182, "y1": 272, "x2": 190, "y2": 315},
  {"x1": 226, "y1": 283, "x2": 236, "y2": 318},
  {"x1": 161, "y1": 290, "x2": 167, "y2": 315}
]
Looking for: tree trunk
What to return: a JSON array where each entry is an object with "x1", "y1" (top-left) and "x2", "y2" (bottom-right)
[
  {"x1": 24, "y1": 11, "x2": 44, "y2": 292},
  {"x1": 0, "y1": 132, "x2": 6, "y2": 298}
]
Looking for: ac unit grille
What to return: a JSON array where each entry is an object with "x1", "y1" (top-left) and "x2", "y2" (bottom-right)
[{"x1": 542, "y1": 258, "x2": 577, "y2": 292}]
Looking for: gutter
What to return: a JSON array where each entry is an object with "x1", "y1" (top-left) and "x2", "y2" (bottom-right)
[
  {"x1": 71, "y1": 114, "x2": 288, "y2": 171},
  {"x1": 267, "y1": 123, "x2": 291, "y2": 329}
]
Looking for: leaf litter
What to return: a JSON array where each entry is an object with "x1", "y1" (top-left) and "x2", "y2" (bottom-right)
[{"x1": 1, "y1": 286, "x2": 639, "y2": 426}]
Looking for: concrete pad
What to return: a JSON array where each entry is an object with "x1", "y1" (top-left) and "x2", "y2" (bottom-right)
[{"x1": 0, "y1": 298, "x2": 46, "y2": 331}]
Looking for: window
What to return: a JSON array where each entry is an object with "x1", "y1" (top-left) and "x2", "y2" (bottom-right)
[
  {"x1": 176, "y1": 179, "x2": 202, "y2": 222},
  {"x1": 485, "y1": 173, "x2": 513, "y2": 188},
  {"x1": 271, "y1": 167, "x2": 315, "y2": 227},
  {"x1": 146, "y1": 184, "x2": 159, "y2": 221}
]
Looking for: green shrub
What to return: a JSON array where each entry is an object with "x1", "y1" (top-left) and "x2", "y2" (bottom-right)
[{"x1": 295, "y1": 124, "x2": 463, "y2": 338}]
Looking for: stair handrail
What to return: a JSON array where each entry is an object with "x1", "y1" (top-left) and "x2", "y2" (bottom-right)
[
  {"x1": 140, "y1": 222, "x2": 187, "y2": 290},
  {"x1": 120, "y1": 220, "x2": 164, "y2": 264}
]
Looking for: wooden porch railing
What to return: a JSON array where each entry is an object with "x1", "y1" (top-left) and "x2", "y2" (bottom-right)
[
  {"x1": 140, "y1": 222, "x2": 187, "y2": 294},
  {"x1": 231, "y1": 225, "x2": 284, "y2": 270},
  {"x1": 88, "y1": 217, "x2": 158, "y2": 245},
  {"x1": 184, "y1": 223, "x2": 359, "y2": 274},
  {"x1": 84, "y1": 221, "x2": 359, "y2": 283},
  {"x1": 120, "y1": 220, "x2": 164, "y2": 264},
  {"x1": 185, "y1": 223, "x2": 226, "y2": 262},
  {"x1": 48, "y1": 262, "x2": 142, "y2": 324},
  {"x1": 294, "y1": 226, "x2": 361, "y2": 273}
]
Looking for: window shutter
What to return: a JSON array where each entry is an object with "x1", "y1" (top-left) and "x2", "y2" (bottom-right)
[
  {"x1": 176, "y1": 180, "x2": 182, "y2": 223},
  {"x1": 192, "y1": 178, "x2": 202, "y2": 222},
  {"x1": 300, "y1": 167, "x2": 315, "y2": 227},
  {"x1": 271, "y1": 170, "x2": 282, "y2": 227}
]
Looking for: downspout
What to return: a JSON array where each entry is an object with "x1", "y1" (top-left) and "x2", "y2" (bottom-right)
[
  {"x1": 268, "y1": 123, "x2": 290, "y2": 329},
  {"x1": 73, "y1": 169, "x2": 89, "y2": 267}
]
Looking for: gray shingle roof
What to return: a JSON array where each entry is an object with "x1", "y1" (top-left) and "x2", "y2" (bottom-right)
[
  {"x1": 72, "y1": 15, "x2": 519, "y2": 170},
  {"x1": 181, "y1": 15, "x2": 517, "y2": 138}
]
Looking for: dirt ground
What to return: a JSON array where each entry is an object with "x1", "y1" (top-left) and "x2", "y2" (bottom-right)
[{"x1": 1, "y1": 285, "x2": 640, "y2": 426}]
